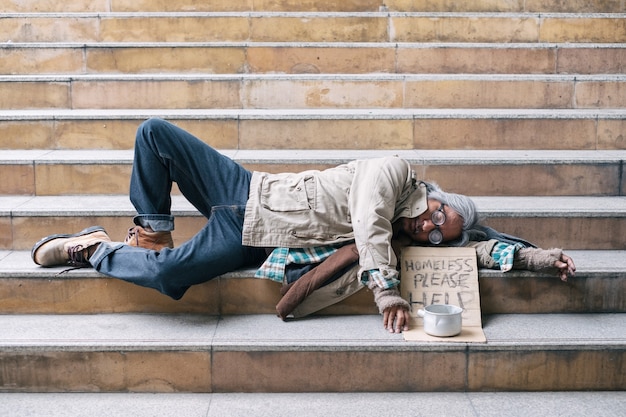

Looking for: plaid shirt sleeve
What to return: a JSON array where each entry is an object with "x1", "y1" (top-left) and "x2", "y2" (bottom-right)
[
  {"x1": 490, "y1": 242, "x2": 525, "y2": 272},
  {"x1": 361, "y1": 269, "x2": 400, "y2": 289}
]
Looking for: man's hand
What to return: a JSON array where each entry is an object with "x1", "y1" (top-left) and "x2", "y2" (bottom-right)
[
  {"x1": 383, "y1": 305, "x2": 410, "y2": 333},
  {"x1": 515, "y1": 247, "x2": 577, "y2": 282},
  {"x1": 555, "y1": 252, "x2": 576, "y2": 282}
]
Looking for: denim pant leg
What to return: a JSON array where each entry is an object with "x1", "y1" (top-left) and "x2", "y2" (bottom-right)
[
  {"x1": 90, "y1": 205, "x2": 267, "y2": 300},
  {"x1": 129, "y1": 117, "x2": 250, "y2": 230},
  {"x1": 88, "y1": 118, "x2": 267, "y2": 299}
]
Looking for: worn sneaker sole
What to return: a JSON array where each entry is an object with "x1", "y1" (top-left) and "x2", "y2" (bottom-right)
[{"x1": 31, "y1": 226, "x2": 107, "y2": 266}]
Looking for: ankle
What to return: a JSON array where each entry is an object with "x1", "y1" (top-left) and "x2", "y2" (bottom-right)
[{"x1": 86, "y1": 243, "x2": 101, "y2": 260}]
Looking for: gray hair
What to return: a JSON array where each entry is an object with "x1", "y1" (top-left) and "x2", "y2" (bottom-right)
[{"x1": 422, "y1": 181, "x2": 480, "y2": 247}]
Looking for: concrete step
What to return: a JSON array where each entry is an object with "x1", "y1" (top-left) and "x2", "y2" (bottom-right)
[
  {"x1": 1, "y1": 42, "x2": 625, "y2": 75},
  {"x1": 1, "y1": 392, "x2": 625, "y2": 417},
  {"x1": 4, "y1": 0, "x2": 626, "y2": 13},
  {"x1": 1, "y1": 108, "x2": 624, "y2": 151},
  {"x1": 2, "y1": 149, "x2": 624, "y2": 197},
  {"x1": 0, "y1": 313, "x2": 623, "y2": 392},
  {"x1": 0, "y1": 249, "x2": 623, "y2": 315},
  {"x1": 3, "y1": 0, "x2": 625, "y2": 13},
  {"x1": 2, "y1": 74, "x2": 626, "y2": 110},
  {"x1": 1, "y1": 194, "x2": 625, "y2": 250},
  {"x1": 2, "y1": 13, "x2": 625, "y2": 44}
]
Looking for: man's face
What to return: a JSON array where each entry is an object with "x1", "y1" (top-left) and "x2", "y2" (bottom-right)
[{"x1": 398, "y1": 199, "x2": 463, "y2": 244}]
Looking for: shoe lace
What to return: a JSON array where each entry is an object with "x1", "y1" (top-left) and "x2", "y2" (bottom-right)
[
  {"x1": 56, "y1": 244, "x2": 91, "y2": 276},
  {"x1": 68, "y1": 244, "x2": 90, "y2": 266},
  {"x1": 124, "y1": 227, "x2": 139, "y2": 245}
]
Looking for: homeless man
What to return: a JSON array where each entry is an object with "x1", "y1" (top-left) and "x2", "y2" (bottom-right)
[{"x1": 31, "y1": 118, "x2": 576, "y2": 332}]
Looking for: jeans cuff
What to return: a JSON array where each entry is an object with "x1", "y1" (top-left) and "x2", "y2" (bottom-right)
[
  {"x1": 89, "y1": 241, "x2": 125, "y2": 268},
  {"x1": 133, "y1": 214, "x2": 175, "y2": 232}
]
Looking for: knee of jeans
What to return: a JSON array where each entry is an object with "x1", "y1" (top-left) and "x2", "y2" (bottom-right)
[
  {"x1": 136, "y1": 118, "x2": 168, "y2": 143},
  {"x1": 160, "y1": 284, "x2": 188, "y2": 300}
]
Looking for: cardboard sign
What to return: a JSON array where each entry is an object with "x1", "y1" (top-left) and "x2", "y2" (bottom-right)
[{"x1": 400, "y1": 246, "x2": 486, "y2": 342}]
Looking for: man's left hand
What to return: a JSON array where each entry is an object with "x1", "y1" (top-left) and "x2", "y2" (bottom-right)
[{"x1": 555, "y1": 252, "x2": 576, "y2": 282}]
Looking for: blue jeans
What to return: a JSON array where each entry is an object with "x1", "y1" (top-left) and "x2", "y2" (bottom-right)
[{"x1": 89, "y1": 118, "x2": 268, "y2": 299}]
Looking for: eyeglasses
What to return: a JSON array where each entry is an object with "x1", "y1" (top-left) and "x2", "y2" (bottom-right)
[{"x1": 428, "y1": 204, "x2": 446, "y2": 245}]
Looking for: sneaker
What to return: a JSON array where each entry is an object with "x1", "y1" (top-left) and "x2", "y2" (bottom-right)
[
  {"x1": 31, "y1": 226, "x2": 111, "y2": 267},
  {"x1": 124, "y1": 225, "x2": 174, "y2": 251}
]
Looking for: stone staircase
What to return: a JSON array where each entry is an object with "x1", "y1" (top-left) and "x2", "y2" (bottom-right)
[{"x1": 0, "y1": 0, "x2": 624, "y2": 404}]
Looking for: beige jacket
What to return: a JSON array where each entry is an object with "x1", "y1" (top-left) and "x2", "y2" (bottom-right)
[{"x1": 242, "y1": 156, "x2": 429, "y2": 287}]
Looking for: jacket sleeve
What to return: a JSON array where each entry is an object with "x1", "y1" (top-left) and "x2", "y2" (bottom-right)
[
  {"x1": 348, "y1": 157, "x2": 415, "y2": 288},
  {"x1": 467, "y1": 239, "x2": 500, "y2": 269},
  {"x1": 467, "y1": 239, "x2": 565, "y2": 273}
]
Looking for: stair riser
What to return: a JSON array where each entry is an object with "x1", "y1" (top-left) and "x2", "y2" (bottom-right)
[
  {"x1": 4, "y1": 215, "x2": 625, "y2": 250},
  {"x1": 2, "y1": 15, "x2": 624, "y2": 43},
  {"x1": 3, "y1": 0, "x2": 624, "y2": 13},
  {"x1": 4, "y1": 216, "x2": 204, "y2": 252},
  {"x1": 391, "y1": 0, "x2": 626, "y2": 13},
  {"x1": 214, "y1": 349, "x2": 625, "y2": 392},
  {"x1": 467, "y1": 349, "x2": 625, "y2": 391},
  {"x1": 1, "y1": 161, "x2": 621, "y2": 197},
  {"x1": 0, "y1": 119, "x2": 235, "y2": 150},
  {"x1": 0, "y1": 274, "x2": 622, "y2": 315},
  {"x1": 0, "y1": 348, "x2": 622, "y2": 392},
  {"x1": 482, "y1": 217, "x2": 626, "y2": 251},
  {"x1": 2, "y1": 78, "x2": 626, "y2": 110},
  {"x1": 2, "y1": 118, "x2": 624, "y2": 150},
  {"x1": 0, "y1": 351, "x2": 211, "y2": 393},
  {"x1": 2, "y1": 46, "x2": 625, "y2": 75},
  {"x1": 30, "y1": 164, "x2": 132, "y2": 196}
]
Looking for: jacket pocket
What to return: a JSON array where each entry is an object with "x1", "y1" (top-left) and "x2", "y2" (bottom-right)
[{"x1": 260, "y1": 175, "x2": 316, "y2": 212}]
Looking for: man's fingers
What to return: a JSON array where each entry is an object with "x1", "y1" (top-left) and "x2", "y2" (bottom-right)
[
  {"x1": 382, "y1": 307, "x2": 411, "y2": 333},
  {"x1": 396, "y1": 310, "x2": 409, "y2": 332},
  {"x1": 382, "y1": 309, "x2": 391, "y2": 329},
  {"x1": 560, "y1": 254, "x2": 576, "y2": 274},
  {"x1": 554, "y1": 255, "x2": 576, "y2": 282}
]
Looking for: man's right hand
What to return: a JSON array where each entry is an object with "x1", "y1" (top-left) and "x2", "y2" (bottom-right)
[{"x1": 383, "y1": 305, "x2": 410, "y2": 333}]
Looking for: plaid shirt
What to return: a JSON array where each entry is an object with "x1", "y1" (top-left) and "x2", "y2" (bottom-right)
[
  {"x1": 255, "y1": 246, "x2": 339, "y2": 283},
  {"x1": 255, "y1": 245, "x2": 400, "y2": 289},
  {"x1": 363, "y1": 269, "x2": 399, "y2": 289},
  {"x1": 491, "y1": 242, "x2": 525, "y2": 272}
]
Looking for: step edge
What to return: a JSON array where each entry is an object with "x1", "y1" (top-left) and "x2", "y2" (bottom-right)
[
  {"x1": 3, "y1": 195, "x2": 624, "y2": 217},
  {"x1": 0, "y1": 313, "x2": 622, "y2": 352},
  {"x1": 2, "y1": 249, "x2": 624, "y2": 278},
  {"x1": 1, "y1": 108, "x2": 625, "y2": 120},
  {"x1": 2, "y1": 149, "x2": 624, "y2": 164}
]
